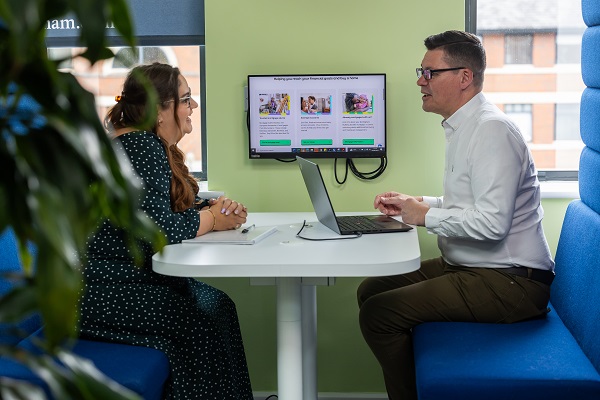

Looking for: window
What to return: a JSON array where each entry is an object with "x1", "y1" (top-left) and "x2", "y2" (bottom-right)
[
  {"x1": 505, "y1": 104, "x2": 533, "y2": 142},
  {"x1": 470, "y1": 0, "x2": 585, "y2": 182},
  {"x1": 44, "y1": 0, "x2": 207, "y2": 179},
  {"x1": 48, "y1": 45, "x2": 205, "y2": 176},
  {"x1": 556, "y1": 33, "x2": 582, "y2": 64},
  {"x1": 47, "y1": 48, "x2": 74, "y2": 69},
  {"x1": 505, "y1": 34, "x2": 533, "y2": 64},
  {"x1": 111, "y1": 47, "x2": 170, "y2": 69},
  {"x1": 555, "y1": 103, "x2": 580, "y2": 141}
]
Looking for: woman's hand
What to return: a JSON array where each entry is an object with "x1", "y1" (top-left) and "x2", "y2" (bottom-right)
[
  {"x1": 211, "y1": 196, "x2": 247, "y2": 218},
  {"x1": 197, "y1": 196, "x2": 248, "y2": 236}
]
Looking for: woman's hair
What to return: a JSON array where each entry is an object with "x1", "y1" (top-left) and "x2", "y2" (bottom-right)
[
  {"x1": 105, "y1": 62, "x2": 199, "y2": 212},
  {"x1": 424, "y1": 30, "x2": 486, "y2": 88}
]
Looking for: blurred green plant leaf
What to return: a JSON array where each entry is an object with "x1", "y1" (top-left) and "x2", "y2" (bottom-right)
[
  {"x1": 1, "y1": 0, "x2": 168, "y2": 398},
  {"x1": 0, "y1": 284, "x2": 37, "y2": 324},
  {"x1": 0, "y1": 378, "x2": 48, "y2": 400}
]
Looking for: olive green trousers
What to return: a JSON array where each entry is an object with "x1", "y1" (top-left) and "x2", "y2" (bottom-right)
[{"x1": 357, "y1": 257, "x2": 551, "y2": 400}]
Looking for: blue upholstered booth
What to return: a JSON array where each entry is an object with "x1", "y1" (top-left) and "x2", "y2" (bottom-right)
[
  {"x1": 412, "y1": 1, "x2": 600, "y2": 398},
  {"x1": 0, "y1": 229, "x2": 171, "y2": 399}
]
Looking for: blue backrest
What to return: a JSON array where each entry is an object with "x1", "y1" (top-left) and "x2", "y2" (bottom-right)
[
  {"x1": 0, "y1": 229, "x2": 27, "y2": 296},
  {"x1": 0, "y1": 228, "x2": 42, "y2": 344},
  {"x1": 550, "y1": 0, "x2": 600, "y2": 374}
]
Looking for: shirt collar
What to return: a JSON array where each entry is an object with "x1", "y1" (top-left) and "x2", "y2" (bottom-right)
[{"x1": 441, "y1": 92, "x2": 486, "y2": 138}]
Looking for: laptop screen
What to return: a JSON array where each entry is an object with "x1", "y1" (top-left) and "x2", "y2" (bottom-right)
[{"x1": 297, "y1": 156, "x2": 340, "y2": 233}]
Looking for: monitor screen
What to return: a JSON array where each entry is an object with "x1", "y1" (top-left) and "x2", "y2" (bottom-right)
[{"x1": 247, "y1": 73, "x2": 386, "y2": 159}]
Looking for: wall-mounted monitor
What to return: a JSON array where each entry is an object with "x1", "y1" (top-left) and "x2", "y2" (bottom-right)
[{"x1": 247, "y1": 73, "x2": 386, "y2": 159}]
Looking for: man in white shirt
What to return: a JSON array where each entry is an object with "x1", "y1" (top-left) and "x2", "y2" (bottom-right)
[{"x1": 357, "y1": 30, "x2": 555, "y2": 400}]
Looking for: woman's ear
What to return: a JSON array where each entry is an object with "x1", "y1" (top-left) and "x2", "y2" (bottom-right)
[{"x1": 156, "y1": 106, "x2": 166, "y2": 125}]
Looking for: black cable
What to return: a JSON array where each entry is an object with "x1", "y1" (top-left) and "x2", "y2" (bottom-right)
[
  {"x1": 295, "y1": 220, "x2": 362, "y2": 241},
  {"x1": 334, "y1": 156, "x2": 387, "y2": 183},
  {"x1": 348, "y1": 156, "x2": 387, "y2": 180},
  {"x1": 334, "y1": 157, "x2": 350, "y2": 184}
]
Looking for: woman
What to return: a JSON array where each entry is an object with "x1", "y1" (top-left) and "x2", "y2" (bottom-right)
[{"x1": 78, "y1": 63, "x2": 253, "y2": 399}]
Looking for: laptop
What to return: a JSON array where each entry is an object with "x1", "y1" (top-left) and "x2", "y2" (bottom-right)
[{"x1": 296, "y1": 156, "x2": 413, "y2": 235}]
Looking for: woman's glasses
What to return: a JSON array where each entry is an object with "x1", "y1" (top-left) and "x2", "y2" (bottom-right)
[{"x1": 164, "y1": 95, "x2": 192, "y2": 108}]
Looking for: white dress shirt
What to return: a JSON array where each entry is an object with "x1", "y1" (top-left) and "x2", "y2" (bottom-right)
[{"x1": 423, "y1": 93, "x2": 554, "y2": 271}]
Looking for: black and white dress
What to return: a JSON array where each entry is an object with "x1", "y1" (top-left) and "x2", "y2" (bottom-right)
[{"x1": 78, "y1": 131, "x2": 253, "y2": 399}]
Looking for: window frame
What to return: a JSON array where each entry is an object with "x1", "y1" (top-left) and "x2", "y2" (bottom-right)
[
  {"x1": 45, "y1": 22, "x2": 208, "y2": 181},
  {"x1": 465, "y1": 0, "x2": 580, "y2": 183}
]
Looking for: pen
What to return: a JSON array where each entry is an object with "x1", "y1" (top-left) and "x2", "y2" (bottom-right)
[{"x1": 241, "y1": 224, "x2": 255, "y2": 234}]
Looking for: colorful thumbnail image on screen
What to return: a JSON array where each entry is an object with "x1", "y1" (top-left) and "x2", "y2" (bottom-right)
[
  {"x1": 300, "y1": 94, "x2": 332, "y2": 115},
  {"x1": 343, "y1": 92, "x2": 373, "y2": 114},
  {"x1": 258, "y1": 93, "x2": 290, "y2": 116}
]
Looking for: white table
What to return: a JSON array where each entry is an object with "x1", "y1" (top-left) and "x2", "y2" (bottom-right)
[{"x1": 152, "y1": 212, "x2": 420, "y2": 400}]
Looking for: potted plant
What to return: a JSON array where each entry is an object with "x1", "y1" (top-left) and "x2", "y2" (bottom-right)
[{"x1": 1, "y1": 0, "x2": 165, "y2": 398}]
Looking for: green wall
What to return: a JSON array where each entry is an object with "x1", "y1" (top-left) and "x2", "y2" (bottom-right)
[{"x1": 203, "y1": 0, "x2": 575, "y2": 393}]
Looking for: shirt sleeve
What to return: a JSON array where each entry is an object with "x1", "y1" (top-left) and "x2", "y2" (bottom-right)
[
  {"x1": 425, "y1": 120, "x2": 526, "y2": 241},
  {"x1": 423, "y1": 196, "x2": 443, "y2": 208},
  {"x1": 423, "y1": 196, "x2": 443, "y2": 228}
]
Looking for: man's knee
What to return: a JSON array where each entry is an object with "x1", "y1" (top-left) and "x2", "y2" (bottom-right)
[
  {"x1": 357, "y1": 276, "x2": 389, "y2": 307},
  {"x1": 357, "y1": 278, "x2": 372, "y2": 307},
  {"x1": 358, "y1": 294, "x2": 395, "y2": 335}
]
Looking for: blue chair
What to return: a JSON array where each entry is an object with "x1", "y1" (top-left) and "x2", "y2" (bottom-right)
[
  {"x1": 0, "y1": 230, "x2": 41, "y2": 346},
  {"x1": 0, "y1": 228, "x2": 170, "y2": 399}
]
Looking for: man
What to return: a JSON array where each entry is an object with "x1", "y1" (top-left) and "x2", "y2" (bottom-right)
[
  {"x1": 308, "y1": 95, "x2": 318, "y2": 113},
  {"x1": 357, "y1": 30, "x2": 555, "y2": 400}
]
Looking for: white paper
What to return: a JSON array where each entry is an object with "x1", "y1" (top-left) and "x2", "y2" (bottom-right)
[{"x1": 182, "y1": 226, "x2": 278, "y2": 245}]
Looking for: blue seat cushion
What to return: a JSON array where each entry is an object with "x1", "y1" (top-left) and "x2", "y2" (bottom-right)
[
  {"x1": 413, "y1": 305, "x2": 600, "y2": 400},
  {"x1": 12, "y1": 331, "x2": 170, "y2": 400},
  {"x1": 71, "y1": 339, "x2": 170, "y2": 400}
]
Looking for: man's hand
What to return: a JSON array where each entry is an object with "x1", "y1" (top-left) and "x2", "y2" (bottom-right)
[
  {"x1": 374, "y1": 191, "x2": 409, "y2": 216},
  {"x1": 374, "y1": 192, "x2": 428, "y2": 226}
]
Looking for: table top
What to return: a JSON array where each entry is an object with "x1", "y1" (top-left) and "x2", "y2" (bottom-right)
[{"x1": 152, "y1": 212, "x2": 421, "y2": 278}]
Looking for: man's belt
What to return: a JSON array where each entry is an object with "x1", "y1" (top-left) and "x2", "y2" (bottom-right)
[{"x1": 502, "y1": 267, "x2": 555, "y2": 286}]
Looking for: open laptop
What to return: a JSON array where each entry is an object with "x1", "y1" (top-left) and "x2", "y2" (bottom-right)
[{"x1": 297, "y1": 156, "x2": 413, "y2": 235}]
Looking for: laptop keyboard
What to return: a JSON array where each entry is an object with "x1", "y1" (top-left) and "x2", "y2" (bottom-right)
[{"x1": 336, "y1": 216, "x2": 384, "y2": 232}]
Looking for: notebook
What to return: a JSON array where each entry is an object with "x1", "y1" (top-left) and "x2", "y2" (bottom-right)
[
  {"x1": 296, "y1": 156, "x2": 413, "y2": 235},
  {"x1": 182, "y1": 226, "x2": 277, "y2": 245}
]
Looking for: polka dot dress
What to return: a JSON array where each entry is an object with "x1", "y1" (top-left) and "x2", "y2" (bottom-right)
[{"x1": 78, "y1": 131, "x2": 253, "y2": 399}]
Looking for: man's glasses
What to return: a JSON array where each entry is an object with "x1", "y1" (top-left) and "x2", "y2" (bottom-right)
[
  {"x1": 164, "y1": 95, "x2": 193, "y2": 108},
  {"x1": 416, "y1": 67, "x2": 464, "y2": 80}
]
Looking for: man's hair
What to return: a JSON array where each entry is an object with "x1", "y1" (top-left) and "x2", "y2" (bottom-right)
[{"x1": 424, "y1": 30, "x2": 486, "y2": 87}]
